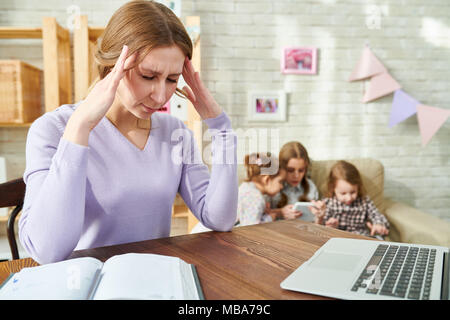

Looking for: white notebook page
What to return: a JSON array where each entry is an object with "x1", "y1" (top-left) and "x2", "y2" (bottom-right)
[
  {"x1": 93, "y1": 253, "x2": 184, "y2": 300},
  {"x1": 0, "y1": 257, "x2": 103, "y2": 300}
]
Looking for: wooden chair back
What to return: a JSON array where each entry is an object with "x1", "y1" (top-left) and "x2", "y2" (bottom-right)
[{"x1": 0, "y1": 178, "x2": 26, "y2": 260}]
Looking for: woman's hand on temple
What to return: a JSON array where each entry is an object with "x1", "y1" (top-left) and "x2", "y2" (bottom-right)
[
  {"x1": 181, "y1": 57, "x2": 222, "y2": 120},
  {"x1": 63, "y1": 45, "x2": 136, "y2": 145}
]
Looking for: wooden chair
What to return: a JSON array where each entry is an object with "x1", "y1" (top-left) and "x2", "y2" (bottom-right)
[{"x1": 0, "y1": 178, "x2": 26, "y2": 260}]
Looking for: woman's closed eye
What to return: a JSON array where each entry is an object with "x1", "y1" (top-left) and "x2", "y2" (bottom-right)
[
  {"x1": 141, "y1": 75, "x2": 155, "y2": 80},
  {"x1": 141, "y1": 75, "x2": 178, "y2": 83}
]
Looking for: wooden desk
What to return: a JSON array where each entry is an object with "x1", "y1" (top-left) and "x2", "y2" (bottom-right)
[{"x1": 0, "y1": 220, "x2": 371, "y2": 299}]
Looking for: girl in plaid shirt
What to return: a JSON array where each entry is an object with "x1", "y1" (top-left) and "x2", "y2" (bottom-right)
[{"x1": 312, "y1": 160, "x2": 389, "y2": 238}]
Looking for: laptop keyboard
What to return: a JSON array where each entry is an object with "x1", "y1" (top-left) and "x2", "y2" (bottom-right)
[{"x1": 351, "y1": 244, "x2": 436, "y2": 299}]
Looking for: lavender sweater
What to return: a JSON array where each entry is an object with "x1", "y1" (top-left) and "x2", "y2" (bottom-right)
[{"x1": 19, "y1": 102, "x2": 238, "y2": 264}]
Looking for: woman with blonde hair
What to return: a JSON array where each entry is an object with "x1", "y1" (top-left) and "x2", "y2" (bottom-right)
[{"x1": 19, "y1": 1, "x2": 238, "y2": 264}]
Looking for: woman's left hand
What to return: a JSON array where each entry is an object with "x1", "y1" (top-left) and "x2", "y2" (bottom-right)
[{"x1": 182, "y1": 57, "x2": 222, "y2": 119}]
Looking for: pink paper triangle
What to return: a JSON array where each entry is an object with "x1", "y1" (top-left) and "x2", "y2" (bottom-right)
[
  {"x1": 349, "y1": 46, "x2": 387, "y2": 82},
  {"x1": 362, "y1": 72, "x2": 401, "y2": 103},
  {"x1": 417, "y1": 104, "x2": 450, "y2": 146}
]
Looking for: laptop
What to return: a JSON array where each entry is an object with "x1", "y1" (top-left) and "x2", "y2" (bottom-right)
[{"x1": 280, "y1": 238, "x2": 449, "y2": 300}]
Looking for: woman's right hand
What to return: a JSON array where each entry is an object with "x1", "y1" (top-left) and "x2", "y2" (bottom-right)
[
  {"x1": 63, "y1": 45, "x2": 136, "y2": 146},
  {"x1": 280, "y1": 204, "x2": 302, "y2": 220}
]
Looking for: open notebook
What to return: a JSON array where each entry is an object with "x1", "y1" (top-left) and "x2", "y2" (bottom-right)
[{"x1": 0, "y1": 253, "x2": 204, "y2": 300}]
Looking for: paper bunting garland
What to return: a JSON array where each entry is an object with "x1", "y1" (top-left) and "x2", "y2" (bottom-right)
[
  {"x1": 349, "y1": 46, "x2": 387, "y2": 81},
  {"x1": 349, "y1": 45, "x2": 449, "y2": 146},
  {"x1": 389, "y1": 89, "x2": 420, "y2": 128},
  {"x1": 362, "y1": 72, "x2": 401, "y2": 103},
  {"x1": 417, "y1": 105, "x2": 450, "y2": 146}
]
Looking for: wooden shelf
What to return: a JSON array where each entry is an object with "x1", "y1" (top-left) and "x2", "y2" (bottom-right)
[
  {"x1": 172, "y1": 205, "x2": 189, "y2": 218},
  {"x1": 0, "y1": 18, "x2": 72, "y2": 114},
  {"x1": 0, "y1": 27, "x2": 42, "y2": 39},
  {"x1": 88, "y1": 27, "x2": 104, "y2": 41},
  {"x1": 0, "y1": 122, "x2": 31, "y2": 127},
  {"x1": 73, "y1": 16, "x2": 104, "y2": 102}
]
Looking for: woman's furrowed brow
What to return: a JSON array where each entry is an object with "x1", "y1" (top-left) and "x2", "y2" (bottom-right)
[{"x1": 140, "y1": 66, "x2": 181, "y2": 76}]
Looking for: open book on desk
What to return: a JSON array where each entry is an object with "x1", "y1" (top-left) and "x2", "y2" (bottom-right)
[{"x1": 0, "y1": 253, "x2": 204, "y2": 300}]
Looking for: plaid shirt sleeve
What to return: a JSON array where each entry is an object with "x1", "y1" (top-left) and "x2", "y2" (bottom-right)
[
  {"x1": 321, "y1": 198, "x2": 335, "y2": 225},
  {"x1": 365, "y1": 196, "x2": 390, "y2": 228}
]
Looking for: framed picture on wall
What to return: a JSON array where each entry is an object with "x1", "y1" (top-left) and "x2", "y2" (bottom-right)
[
  {"x1": 247, "y1": 91, "x2": 286, "y2": 122},
  {"x1": 281, "y1": 46, "x2": 317, "y2": 75}
]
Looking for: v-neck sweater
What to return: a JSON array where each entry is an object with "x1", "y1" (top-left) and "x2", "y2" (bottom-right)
[{"x1": 19, "y1": 101, "x2": 238, "y2": 264}]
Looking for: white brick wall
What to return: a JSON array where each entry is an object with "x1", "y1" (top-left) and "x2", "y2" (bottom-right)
[
  {"x1": 0, "y1": 0, "x2": 449, "y2": 221},
  {"x1": 183, "y1": 0, "x2": 450, "y2": 222}
]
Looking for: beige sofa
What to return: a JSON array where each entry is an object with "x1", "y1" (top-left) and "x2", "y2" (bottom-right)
[{"x1": 309, "y1": 158, "x2": 450, "y2": 247}]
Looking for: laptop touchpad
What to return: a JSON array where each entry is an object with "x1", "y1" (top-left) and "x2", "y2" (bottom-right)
[{"x1": 308, "y1": 251, "x2": 362, "y2": 272}]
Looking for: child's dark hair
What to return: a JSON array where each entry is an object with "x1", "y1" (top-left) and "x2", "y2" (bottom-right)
[
  {"x1": 277, "y1": 141, "x2": 311, "y2": 207},
  {"x1": 326, "y1": 160, "x2": 366, "y2": 198},
  {"x1": 244, "y1": 152, "x2": 280, "y2": 181}
]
